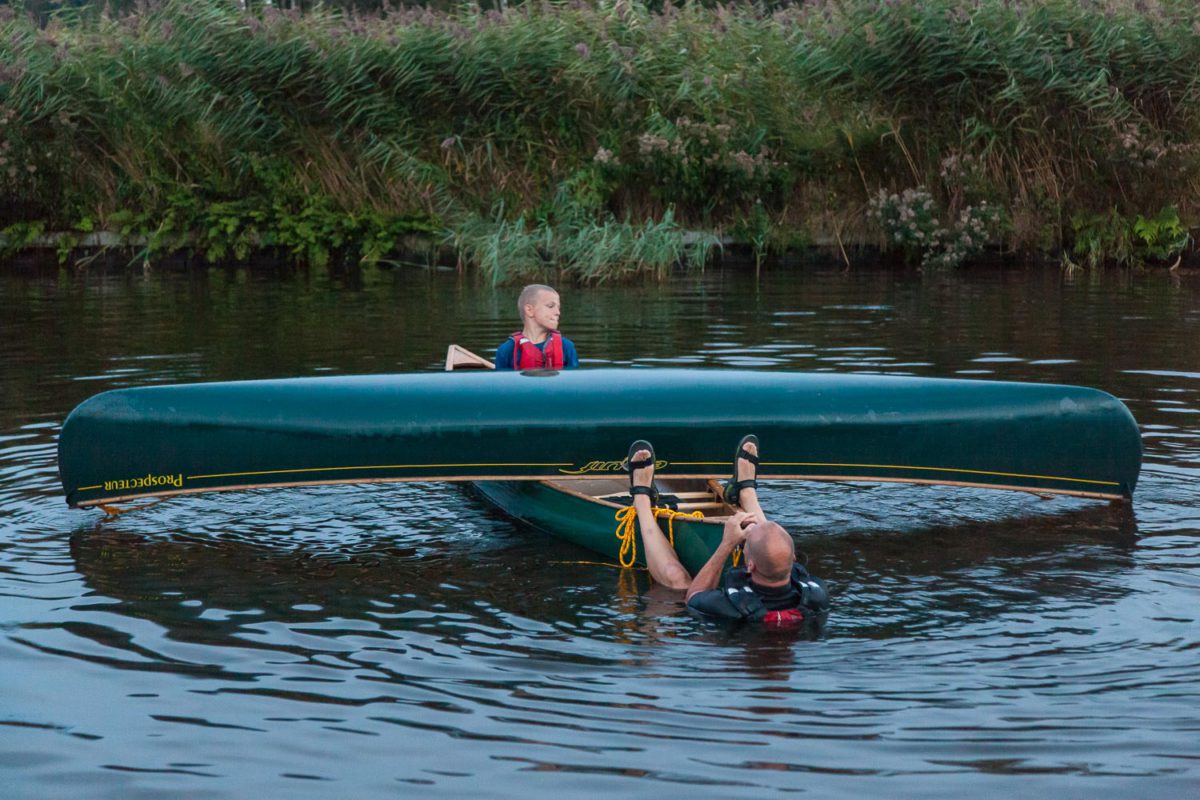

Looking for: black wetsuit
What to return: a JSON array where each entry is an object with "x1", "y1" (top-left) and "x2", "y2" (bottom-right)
[{"x1": 687, "y1": 563, "x2": 829, "y2": 625}]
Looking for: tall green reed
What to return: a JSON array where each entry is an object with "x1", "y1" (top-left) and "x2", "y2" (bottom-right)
[{"x1": 1, "y1": 0, "x2": 1199, "y2": 275}]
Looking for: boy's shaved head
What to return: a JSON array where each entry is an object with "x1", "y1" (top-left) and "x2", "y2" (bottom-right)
[
  {"x1": 518, "y1": 284, "x2": 556, "y2": 321},
  {"x1": 745, "y1": 522, "x2": 795, "y2": 583}
]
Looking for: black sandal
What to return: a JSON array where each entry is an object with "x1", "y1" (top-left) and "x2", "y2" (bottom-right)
[
  {"x1": 626, "y1": 439, "x2": 658, "y2": 503},
  {"x1": 724, "y1": 434, "x2": 759, "y2": 506}
]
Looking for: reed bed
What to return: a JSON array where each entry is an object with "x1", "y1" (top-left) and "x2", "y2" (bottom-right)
[{"x1": 2, "y1": 0, "x2": 1199, "y2": 278}]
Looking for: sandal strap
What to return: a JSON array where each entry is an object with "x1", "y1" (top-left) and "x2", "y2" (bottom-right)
[
  {"x1": 737, "y1": 447, "x2": 760, "y2": 465},
  {"x1": 626, "y1": 439, "x2": 657, "y2": 501},
  {"x1": 724, "y1": 478, "x2": 757, "y2": 505}
]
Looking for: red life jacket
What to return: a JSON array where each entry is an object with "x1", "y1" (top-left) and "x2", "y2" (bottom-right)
[{"x1": 510, "y1": 331, "x2": 564, "y2": 370}]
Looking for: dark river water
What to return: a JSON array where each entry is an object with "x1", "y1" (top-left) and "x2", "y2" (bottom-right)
[{"x1": 2, "y1": 261, "x2": 1198, "y2": 799}]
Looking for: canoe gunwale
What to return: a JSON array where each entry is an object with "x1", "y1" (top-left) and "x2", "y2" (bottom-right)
[{"x1": 71, "y1": 471, "x2": 1131, "y2": 509}]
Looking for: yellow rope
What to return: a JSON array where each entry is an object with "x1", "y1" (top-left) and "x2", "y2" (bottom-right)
[
  {"x1": 613, "y1": 505, "x2": 704, "y2": 568},
  {"x1": 549, "y1": 560, "x2": 649, "y2": 570},
  {"x1": 659, "y1": 507, "x2": 704, "y2": 547},
  {"x1": 613, "y1": 506, "x2": 640, "y2": 567}
]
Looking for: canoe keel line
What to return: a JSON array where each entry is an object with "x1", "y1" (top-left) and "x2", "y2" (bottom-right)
[{"x1": 58, "y1": 368, "x2": 1142, "y2": 508}]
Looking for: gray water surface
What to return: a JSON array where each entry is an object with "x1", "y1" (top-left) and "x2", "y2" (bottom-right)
[{"x1": 1, "y1": 263, "x2": 1198, "y2": 798}]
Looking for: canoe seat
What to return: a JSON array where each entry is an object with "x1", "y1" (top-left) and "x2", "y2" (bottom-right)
[{"x1": 598, "y1": 492, "x2": 721, "y2": 511}]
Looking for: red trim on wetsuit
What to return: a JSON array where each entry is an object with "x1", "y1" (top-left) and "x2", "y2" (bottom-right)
[{"x1": 762, "y1": 608, "x2": 806, "y2": 627}]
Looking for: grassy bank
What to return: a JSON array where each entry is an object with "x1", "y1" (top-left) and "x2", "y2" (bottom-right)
[{"x1": 2, "y1": 0, "x2": 1200, "y2": 278}]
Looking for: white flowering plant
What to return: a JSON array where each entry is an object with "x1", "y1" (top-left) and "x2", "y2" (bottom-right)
[{"x1": 870, "y1": 186, "x2": 1001, "y2": 268}]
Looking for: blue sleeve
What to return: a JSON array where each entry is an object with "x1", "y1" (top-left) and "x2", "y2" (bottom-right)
[
  {"x1": 495, "y1": 339, "x2": 515, "y2": 370},
  {"x1": 562, "y1": 337, "x2": 580, "y2": 369}
]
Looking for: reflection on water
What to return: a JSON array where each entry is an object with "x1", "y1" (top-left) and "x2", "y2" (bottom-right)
[
  {"x1": 65, "y1": 490, "x2": 1136, "y2": 646},
  {"x1": 1, "y1": 262, "x2": 1199, "y2": 797}
]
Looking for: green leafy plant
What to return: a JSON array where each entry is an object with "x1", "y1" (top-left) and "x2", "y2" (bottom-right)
[
  {"x1": 730, "y1": 202, "x2": 773, "y2": 277},
  {"x1": 1132, "y1": 206, "x2": 1191, "y2": 264},
  {"x1": 1070, "y1": 206, "x2": 1191, "y2": 268},
  {"x1": 0, "y1": 220, "x2": 45, "y2": 257}
]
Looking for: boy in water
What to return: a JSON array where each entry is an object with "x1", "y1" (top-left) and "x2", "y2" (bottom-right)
[{"x1": 495, "y1": 284, "x2": 580, "y2": 370}]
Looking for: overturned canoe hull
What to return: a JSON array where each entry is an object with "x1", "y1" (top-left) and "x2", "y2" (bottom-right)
[{"x1": 58, "y1": 369, "x2": 1142, "y2": 508}]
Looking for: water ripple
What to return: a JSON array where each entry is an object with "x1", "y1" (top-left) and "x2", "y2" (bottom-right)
[{"x1": 2, "y1": 266, "x2": 1199, "y2": 798}]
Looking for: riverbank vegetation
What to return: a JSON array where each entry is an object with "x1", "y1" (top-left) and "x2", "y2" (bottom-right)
[{"x1": 2, "y1": 0, "x2": 1200, "y2": 278}]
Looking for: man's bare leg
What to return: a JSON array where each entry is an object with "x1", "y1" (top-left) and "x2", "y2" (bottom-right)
[
  {"x1": 734, "y1": 438, "x2": 767, "y2": 521},
  {"x1": 630, "y1": 446, "x2": 692, "y2": 590}
]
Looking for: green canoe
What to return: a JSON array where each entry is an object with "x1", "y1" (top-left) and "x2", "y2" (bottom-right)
[
  {"x1": 58, "y1": 368, "x2": 1142, "y2": 509},
  {"x1": 472, "y1": 477, "x2": 735, "y2": 574}
]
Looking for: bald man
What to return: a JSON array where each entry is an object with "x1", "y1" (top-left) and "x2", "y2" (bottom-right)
[{"x1": 628, "y1": 437, "x2": 828, "y2": 626}]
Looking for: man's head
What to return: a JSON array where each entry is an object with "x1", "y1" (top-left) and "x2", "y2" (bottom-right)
[
  {"x1": 517, "y1": 284, "x2": 560, "y2": 332},
  {"x1": 743, "y1": 521, "x2": 795, "y2": 585}
]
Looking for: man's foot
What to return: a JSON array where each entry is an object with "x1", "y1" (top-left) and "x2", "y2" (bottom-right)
[
  {"x1": 725, "y1": 434, "x2": 759, "y2": 506},
  {"x1": 737, "y1": 437, "x2": 758, "y2": 483},
  {"x1": 626, "y1": 440, "x2": 657, "y2": 503}
]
